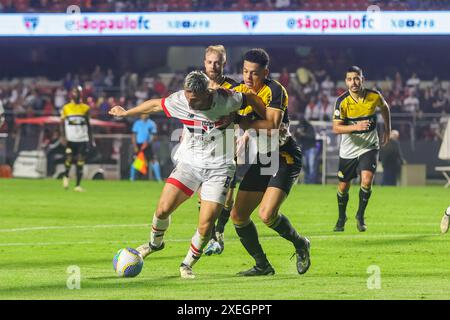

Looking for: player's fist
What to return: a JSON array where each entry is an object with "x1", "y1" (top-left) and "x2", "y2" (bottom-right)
[{"x1": 109, "y1": 106, "x2": 127, "y2": 117}]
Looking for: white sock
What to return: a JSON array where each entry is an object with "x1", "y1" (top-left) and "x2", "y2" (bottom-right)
[
  {"x1": 150, "y1": 214, "x2": 170, "y2": 248},
  {"x1": 182, "y1": 229, "x2": 208, "y2": 268}
]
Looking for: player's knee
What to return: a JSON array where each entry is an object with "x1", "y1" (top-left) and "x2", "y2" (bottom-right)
[
  {"x1": 230, "y1": 208, "x2": 245, "y2": 225},
  {"x1": 258, "y1": 206, "x2": 276, "y2": 225},
  {"x1": 155, "y1": 202, "x2": 173, "y2": 219}
]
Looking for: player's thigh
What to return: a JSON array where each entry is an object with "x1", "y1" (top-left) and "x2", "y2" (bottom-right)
[
  {"x1": 159, "y1": 163, "x2": 202, "y2": 218},
  {"x1": 156, "y1": 183, "x2": 191, "y2": 219},
  {"x1": 200, "y1": 166, "x2": 234, "y2": 208},
  {"x1": 338, "y1": 157, "x2": 358, "y2": 184},
  {"x1": 358, "y1": 150, "x2": 378, "y2": 188},
  {"x1": 231, "y1": 190, "x2": 264, "y2": 224},
  {"x1": 76, "y1": 142, "x2": 88, "y2": 163},
  {"x1": 198, "y1": 200, "x2": 224, "y2": 236},
  {"x1": 258, "y1": 187, "x2": 287, "y2": 225}
]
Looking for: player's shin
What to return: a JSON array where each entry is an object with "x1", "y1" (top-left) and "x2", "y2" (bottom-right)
[
  {"x1": 337, "y1": 190, "x2": 349, "y2": 219},
  {"x1": 182, "y1": 229, "x2": 209, "y2": 268},
  {"x1": 76, "y1": 161, "x2": 84, "y2": 186},
  {"x1": 150, "y1": 213, "x2": 170, "y2": 248},
  {"x1": 267, "y1": 213, "x2": 305, "y2": 250},
  {"x1": 357, "y1": 186, "x2": 372, "y2": 218},
  {"x1": 216, "y1": 207, "x2": 231, "y2": 233},
  {"x1": 235, "y1": 220, "x2": 270, "y2": 268}
]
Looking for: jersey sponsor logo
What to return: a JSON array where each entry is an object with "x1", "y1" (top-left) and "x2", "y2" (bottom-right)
[
  {"x1": 338, "y1": 171, "x2": 344, "y2": 179},
  {"x1": 334, "y1": 109, "x2": 341, "y2": 117}
]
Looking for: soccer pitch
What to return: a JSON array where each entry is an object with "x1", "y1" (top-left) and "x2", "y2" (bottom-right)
[{"x1": 1, "y1": 179, "x2": 450, "y2": 300}]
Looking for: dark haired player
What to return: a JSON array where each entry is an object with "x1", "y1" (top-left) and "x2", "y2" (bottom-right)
[{"x1": 333, "y1": 66, "x2": 391, "y2": 232}]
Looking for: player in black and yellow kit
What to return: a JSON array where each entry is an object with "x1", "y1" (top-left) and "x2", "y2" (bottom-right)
[
  {"x1": 333, "y1": 66, "x2": 391, "y2": 232},
  {"x1": 201, "y1": 45, "x2": 240, "y2": 256},
  {"x1": 230, "y1": 48, "x2": 310, "y2": 276},
  {"x1": 60, "y1": 86, "x2": 94, "y2": 192}
]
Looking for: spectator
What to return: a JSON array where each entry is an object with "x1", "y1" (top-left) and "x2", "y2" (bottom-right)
[
  {"x1": 406, "y1": 72, "x2": 421, "y2": 91},
  {"x1": 295, "y1": 116, "x2": 318, "y2": 184},
  {"x1": 403, "y1": 91, "x2": 420, "y2": 115},
  {"x1": 278, "y1": 67, "x2": 290, "y2": 88},
  {"x1": 54, "y1": 86, "x2": 67, "y2": 112},
  {"x1": 321, "y1": 75, "x2": 335, "y2": 98},
  {"x1": 304, "y1": 96, "x2": 320, "y2": 121},
  {"x1": 380, "y1": 130, "x2": 404, "y2": 186}
]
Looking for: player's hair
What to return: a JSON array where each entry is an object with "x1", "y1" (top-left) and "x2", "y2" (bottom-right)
[
  {"x1": 346, "y1": 66, "x2": 363, "y2": 77},
  {"x1": 184, "y1": 70, "x2": 209, "y2": 93},
  {"x1": 243, "y1": 48, "x2": 270, "y2": 69},
  {"x1": 205, "y1": 45, "x2": 226, "y2": 62}
]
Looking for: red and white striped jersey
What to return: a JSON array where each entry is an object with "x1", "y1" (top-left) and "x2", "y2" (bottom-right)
[{"x1": 162, "y1": 89, "x2": 245, "y2": 169}]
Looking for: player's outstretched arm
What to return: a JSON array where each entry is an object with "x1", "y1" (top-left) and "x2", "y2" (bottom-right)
[{"x1": 109, "y1": 99, "x2": 163, "y2": 117}]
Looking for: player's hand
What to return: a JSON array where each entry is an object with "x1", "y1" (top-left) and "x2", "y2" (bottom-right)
[
  {"x1": 60, "y1": 137, "x2": 67, "y2": 147},
  {"x1": 217, "y1": 113, "x2": 236, "y2": 129},
  {"x1": 109, "y1": 106, "x2": 127, "y2": 118},
  {"x1": 354, "y1": 120, "x2": 370, "y2": 131}
]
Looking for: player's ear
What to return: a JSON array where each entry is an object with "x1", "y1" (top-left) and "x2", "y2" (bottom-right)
[{"x1": 264, "y1": 68, "x2": 269, "y2": 78}]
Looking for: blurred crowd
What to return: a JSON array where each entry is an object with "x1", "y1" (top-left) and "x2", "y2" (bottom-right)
[
  {"x1": 1, "y1": 0, "x2": 449, "y2": 13},
  {"x1": 1, "y1": 64, "x2": 449, "y2": 142}
]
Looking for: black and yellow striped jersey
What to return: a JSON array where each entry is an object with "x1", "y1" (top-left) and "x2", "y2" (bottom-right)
[
  {"x1": 333, "y1": 88, "x2": 385, "y2": 158},
  {"x1": 219, "y1": 76, "x2": 238, "y2": 89},
  {"x1": 61, "y1": 101, "x2": 90, "y2": 143},
  {"x1": 233, "y1": 78, "x2": 291, "y2": 147}
]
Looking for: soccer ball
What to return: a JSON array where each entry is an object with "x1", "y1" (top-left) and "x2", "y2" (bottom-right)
[{"x1": 113, "y1": 248, "x2": 144, "y2": 277}]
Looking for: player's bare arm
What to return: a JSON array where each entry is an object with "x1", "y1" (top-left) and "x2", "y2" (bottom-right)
[
  {"x1": 239, "y1": 105, "x2": 283, "y2": 132},
  {"x1": 379, "y1": 97, "x2": 391, "y2": 146},
  {"x1": 109, "y1": 99, "x2": 163, "y2": 117},
  {"x1": 332, "y1": 119, "x2": 371, "y2": 134}
]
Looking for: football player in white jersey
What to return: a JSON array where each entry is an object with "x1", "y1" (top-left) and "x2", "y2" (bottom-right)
[{"x1": 109, "y1": 71, "x2": 266, "y2": 279}]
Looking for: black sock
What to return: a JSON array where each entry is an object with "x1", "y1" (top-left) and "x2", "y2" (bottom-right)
[
  {"x1": 216, "y1": 208, "x2": 231, "y2": 234},
  {"x1": 269, "y1": 214, "x2": 305, "y2": 251},
  {"x1": 76, "y1": 164, "x2": 83, "y2": 187},
  {"x1": 337, "y1": 191, "x2": 349, "y2": 219},
  {"x1": 235, "y1": 220, "x2": 269, "y2": 268},
  {"x1": 211, "y1": 224, "x2": 217, "y2": 241},
  {"x1": 357, "y1": 187, "x2": 372, "y2": 218}
]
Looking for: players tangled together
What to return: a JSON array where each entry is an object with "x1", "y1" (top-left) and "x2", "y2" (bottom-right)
[{"x1": 107, "y1": 44, "x2": 397, "y2": 279}]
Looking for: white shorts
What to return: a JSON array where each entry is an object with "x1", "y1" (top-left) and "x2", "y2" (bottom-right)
[{"x1": 166, "y1": 162, "x2": 235, "y2": 205}]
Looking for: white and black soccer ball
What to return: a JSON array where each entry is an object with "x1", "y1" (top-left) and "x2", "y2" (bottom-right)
[{"x1": 113, "y1": 248, "x2": 144, "y2": 277}]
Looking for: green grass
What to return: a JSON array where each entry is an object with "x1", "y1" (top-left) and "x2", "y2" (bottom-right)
[{"x1": 1, "y1": 178, "x2": 450, "y2": 300}]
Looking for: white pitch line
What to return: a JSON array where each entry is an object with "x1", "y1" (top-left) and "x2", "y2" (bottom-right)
[
  {"x1": 0, "y1": 233, "x2": 440, "y2": 247},
  {"x1": 0, "y1": 223, "x2": 440, "y2": 233},
  {"x1": 0, "y1": 224, "x2": 150, "y2": 233}
]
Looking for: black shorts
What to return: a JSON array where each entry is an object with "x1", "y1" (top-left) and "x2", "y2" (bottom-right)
[
  {"x1": 66, "y1": 142, "x2": 88, "y2": 158},
  {"x1": 239, "y1": 137, "x2": 302, "y2": 195},
  {"x1": 338, "y1": 149, "x2": 378, "y2": 182}
]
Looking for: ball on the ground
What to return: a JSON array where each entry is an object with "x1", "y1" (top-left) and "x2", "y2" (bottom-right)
[
  {"x1": 113, "y1": 248, "x2": 143, "y2": 277},
  {"x1": 446, "y1": 206, "x2": 450, "y2": 216}
]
